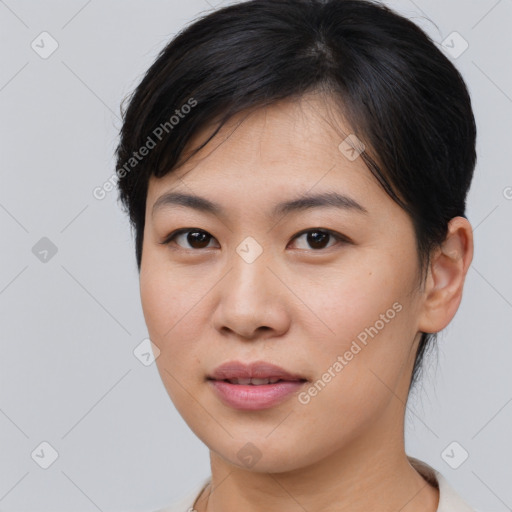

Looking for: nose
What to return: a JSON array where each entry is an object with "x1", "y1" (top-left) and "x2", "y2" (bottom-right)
[{"x1": 210, "y1": 248, "x2": 291, "y2": 340}]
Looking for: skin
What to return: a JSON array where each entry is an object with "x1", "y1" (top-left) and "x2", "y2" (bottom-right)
[{"x1": 139, "y1": 92, "x2": 473, "y2": 512}]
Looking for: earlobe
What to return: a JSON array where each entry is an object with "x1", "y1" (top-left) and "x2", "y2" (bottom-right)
[{"x1": 417, "y1": 216, "x2": 474, "y2": 334}]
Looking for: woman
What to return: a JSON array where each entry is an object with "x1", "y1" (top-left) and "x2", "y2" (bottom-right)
[{"x1": 115, "y1": 0, "x2": 477, "y2": 510}]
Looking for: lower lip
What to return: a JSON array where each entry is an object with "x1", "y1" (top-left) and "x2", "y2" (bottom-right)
[{"x1": 208, "y1": 379, "x2": 306, "y2": 410}]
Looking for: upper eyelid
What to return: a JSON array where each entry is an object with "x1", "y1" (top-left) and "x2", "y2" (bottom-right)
[{"x1": 159, "y1": 227, "x2": 216, "y2": 246}]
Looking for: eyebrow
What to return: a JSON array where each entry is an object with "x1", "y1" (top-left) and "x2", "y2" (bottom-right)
[{"x1": 151, "y1": 190, "x2": 369, "y2": 219}]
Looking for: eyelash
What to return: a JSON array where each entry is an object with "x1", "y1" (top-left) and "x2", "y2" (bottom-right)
[{"x1": 159, "y1": 228, "x2": 351, "y2": 251}]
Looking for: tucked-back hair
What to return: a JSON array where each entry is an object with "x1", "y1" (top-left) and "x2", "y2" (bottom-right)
[{"x1": 115, "y1": 0, "x2": 477, "y2": 389}]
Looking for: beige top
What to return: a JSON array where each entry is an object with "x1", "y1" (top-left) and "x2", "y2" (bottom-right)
[{"x1": 154, "y1": 456, "x2": 476, "y2": 512}]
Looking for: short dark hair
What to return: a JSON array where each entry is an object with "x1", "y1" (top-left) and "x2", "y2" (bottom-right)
[{"x1": 115, "y1": 0, "x2": 477, "y2": 390}]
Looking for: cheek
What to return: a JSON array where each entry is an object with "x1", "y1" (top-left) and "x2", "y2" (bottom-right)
[
  {"x1": 139, "y1": 269, "x2": 173, "y2": 341},
  {"x1": 139, "y1": 257, "x2": 198, "y2": 350},
  {"x1": 139, "y1": 248, "x2": 215, "y2": 375},
  {"x1": 140, "y1": 264, "x2": 206, "y2": 409},
  {"x1": 298, "y1": 254, "x2": 418, "y2": 399},
  {"x1": 301, "y1": 255, "x2": 409, "y2": 342},
  {"x1": 290, "y1": 303, "x2": 414, "y2": 453}
]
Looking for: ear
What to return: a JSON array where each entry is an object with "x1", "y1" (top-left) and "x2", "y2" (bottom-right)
[{"x1": 417, "y1": 216, "x2": 474, "y2": 334}]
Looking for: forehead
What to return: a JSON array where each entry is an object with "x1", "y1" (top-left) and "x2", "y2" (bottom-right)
[
  {"x1": 183, "y1": 94, "x2": 355, "y2": 166},
  {"x1": 147, "y1": 93, "x2": 378, "y2": 201}
]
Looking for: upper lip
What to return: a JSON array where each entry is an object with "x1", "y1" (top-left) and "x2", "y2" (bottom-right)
[{"x1": 208, "y1": 360, "x2": 307, "y2": 381}]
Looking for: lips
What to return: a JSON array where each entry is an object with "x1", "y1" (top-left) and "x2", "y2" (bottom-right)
[
  {"x1": 207, "y1": 360, "x2": 308, "y2": 384},
  {"x1": 207, "y1": 360, "x2": 308, "y2": 410}
]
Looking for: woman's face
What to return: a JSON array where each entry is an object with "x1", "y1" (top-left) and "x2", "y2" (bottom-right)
[{"x1": 140, "y1": 94, "x2": 427, "y2": 472}]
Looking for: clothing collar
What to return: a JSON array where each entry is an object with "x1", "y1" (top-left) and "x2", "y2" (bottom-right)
[{"x1": 408, "y1": 456, "x2": 476, "y2": 511}]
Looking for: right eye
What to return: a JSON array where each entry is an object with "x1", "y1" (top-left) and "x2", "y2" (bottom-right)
[{"x1": 159, "y1": 228, "x2": 220, "y2": 250}]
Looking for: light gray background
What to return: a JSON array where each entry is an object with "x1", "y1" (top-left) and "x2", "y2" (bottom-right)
[{"x1": 0, "y1": 0, "x2": 510, "y2": 511}]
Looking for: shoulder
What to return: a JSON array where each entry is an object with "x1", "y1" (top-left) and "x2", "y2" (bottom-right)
[
  {"x1": 152, "y1": 476, "x2": 211, "y2": 512},
  {"x1": 408, "y1": 456, "x2": 477, "y2": 512}
]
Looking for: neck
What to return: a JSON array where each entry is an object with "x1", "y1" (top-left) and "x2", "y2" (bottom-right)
[{"x1": 194, "y1": 423, "x2": 439, "y2": 512}]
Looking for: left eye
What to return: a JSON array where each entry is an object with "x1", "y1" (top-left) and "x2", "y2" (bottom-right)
[
  {"x1": 160, "y1": 228, "x2": 348, "y2": 251},
  {"x1": 290, "y1": 229, "x2": 347, "y2": 250}
]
